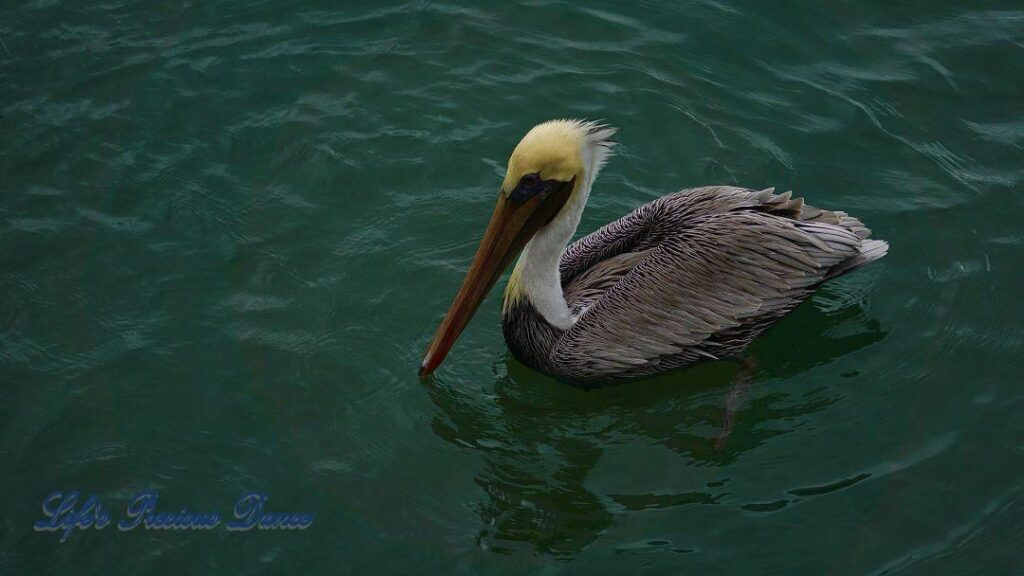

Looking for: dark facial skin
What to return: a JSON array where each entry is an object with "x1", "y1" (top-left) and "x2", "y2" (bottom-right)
[{"x1": 508, "y1": 172, "x2": 566, "y2": 206}]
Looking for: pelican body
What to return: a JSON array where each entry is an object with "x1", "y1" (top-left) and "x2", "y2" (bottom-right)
[{"x1": 420, "y1": 120, "x2": 887, "y2": 383}]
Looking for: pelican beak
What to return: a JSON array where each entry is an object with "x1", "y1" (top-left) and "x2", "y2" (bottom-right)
[{"x1": 420, "y1": 177, "x2": 575, "y2": 376}]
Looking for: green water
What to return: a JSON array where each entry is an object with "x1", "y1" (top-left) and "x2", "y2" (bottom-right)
[{"x1": 3, "y1": 1, "x2": 1023, "y2": 573}]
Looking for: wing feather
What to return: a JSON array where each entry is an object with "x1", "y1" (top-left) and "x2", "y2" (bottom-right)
[{"x1": 549, "y1": 186, "x2": 883, "y2": 381}]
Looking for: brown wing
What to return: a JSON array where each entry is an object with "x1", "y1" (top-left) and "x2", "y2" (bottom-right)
[
  {"x1": 552, "y1": 186, "x2": 886, "y2": 381},
  {"x1": 562, "y1": 249, "x2": 654, "y2": 313}
]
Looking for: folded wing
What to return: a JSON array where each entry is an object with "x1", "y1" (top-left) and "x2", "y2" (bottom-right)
[{"x1": 553, "y1": 186, "x2": 887, "y2": 381}]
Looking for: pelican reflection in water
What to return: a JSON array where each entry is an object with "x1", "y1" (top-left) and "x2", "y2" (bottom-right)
[{"x1": 421, "y1": 120, "x2": 887, "y2": 383}]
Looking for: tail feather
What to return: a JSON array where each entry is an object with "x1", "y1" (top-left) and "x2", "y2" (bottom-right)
[
  {"x1": 824, "y1": 238, "x2": 888, "y2": 280},
  {"x1": 859, "y1": 239, "x2": 889, "y2": 262}
]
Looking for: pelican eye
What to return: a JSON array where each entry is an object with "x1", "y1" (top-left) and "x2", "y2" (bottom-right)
[{"x1": 509, "y1": 172, "x2": 546, "y2": 205}]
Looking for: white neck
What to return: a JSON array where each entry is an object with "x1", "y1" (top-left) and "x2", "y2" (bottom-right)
[
  {"x1": 507, "y1": 138, "x2": 606, "y2": 330},
  {"x1": 511, "y1": 180, "x2": 591, "y2": 329}
]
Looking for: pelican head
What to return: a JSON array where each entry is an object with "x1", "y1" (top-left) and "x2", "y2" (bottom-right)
[{"x1": 420, "y1": 119, "x2": 616, "y2": 376}]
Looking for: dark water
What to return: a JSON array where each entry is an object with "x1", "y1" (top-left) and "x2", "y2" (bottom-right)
[{"x1": 3, "y1": 1, "x2": 1023, "y2": 574}]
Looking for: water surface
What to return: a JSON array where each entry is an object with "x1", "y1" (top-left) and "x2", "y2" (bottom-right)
[{"x1": 2, "y1": 1, "x2": 1023, "y2": 574}]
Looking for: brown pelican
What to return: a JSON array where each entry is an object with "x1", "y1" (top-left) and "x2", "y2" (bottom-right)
[{"x1": 420, "y1": 119, "x2": 887, "y2": 383}]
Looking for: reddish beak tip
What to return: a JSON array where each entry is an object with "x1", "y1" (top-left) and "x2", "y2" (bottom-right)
[{"x1": 418, "y1": 359, "x2": 434, "y2": 378}]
